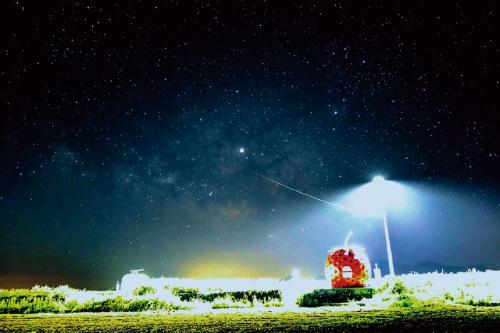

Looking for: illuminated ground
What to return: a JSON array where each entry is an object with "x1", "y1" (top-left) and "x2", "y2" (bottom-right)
[{"x1": 1, "y1": 305, "x2": 499, "y2": 332}]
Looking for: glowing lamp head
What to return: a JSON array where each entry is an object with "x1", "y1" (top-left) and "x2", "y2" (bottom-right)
[{"x1": 335, "y1": 175, "x2": 409, "y2": 218}]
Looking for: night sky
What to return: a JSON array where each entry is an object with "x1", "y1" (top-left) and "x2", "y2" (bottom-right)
[{"x1": 1, "y1": 1, "x2": 499, "y2": 289}]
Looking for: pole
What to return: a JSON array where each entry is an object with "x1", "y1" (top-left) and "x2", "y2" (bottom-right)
[{"x1": 383, "y1": 212, "x2": 395, "y2": 277}]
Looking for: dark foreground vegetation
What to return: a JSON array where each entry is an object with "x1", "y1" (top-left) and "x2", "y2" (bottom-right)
[
  {"x1": 171, "y1": 287, "x2": 282, "y2": 304},
  {"x1": 0, "y1": 288, "x2": 283, "y2": 314},
  {"x1": 0, "y1": 289, "x2": 185, "y2": 314},
  {"x1": 1, "y1": 305, "x2": 499, "y2": 332},
  {"x1": 297, "y1": 288, "x2": 375, "y2": 307}
]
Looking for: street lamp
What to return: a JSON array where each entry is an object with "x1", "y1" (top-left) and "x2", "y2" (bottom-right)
[
  {"x1": 336, "y1": 175, "x2": 408, "y2": 278},
  {"x1": 372, "y1": 176, "x2": 395, "y2": 277},
  {"x1": 252, "y1": 171, "x2": 408, "y2": 278}
]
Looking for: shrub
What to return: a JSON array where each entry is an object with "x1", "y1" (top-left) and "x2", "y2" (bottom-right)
[
  {"x1": 390, "y1": 280, "x2": 408, "y2": 295},
  {"x1": 70, "y1": 296, "x2": 185, "y2": 312},
  {"x1": 297, "y1": 288, "x2": 374, "y2": 307},
  {"x1": 127, "y1": 299, "x2": 182, "y2": 311},
  {"x1": 0, "y1": 288, "x2": 189, "y2": 314},
  {"x1": 63, "y1": 300, "x2": 79, "y2": 312},
  {"x1": 200, "y1": 290, "x2": 282, "y2": 304},
  {"x1": 391, "y1": 294, "x2": 418, "y2": 308},
  {"x1": 171, "y1": 287, "x2": 200, "y2": 302},
  {"x1": 0, "y1": 289, "x2": 65, "y2": 314},
  {"x1": 444, "y1": 292, "x2": 454, "y2": 301},
  {"x1": 459, "y1": 295, "x2": 497, "y2": 307},
  {"x1": 387, "y1": 280, "x2": 422, "y2": 308},
  {"x1": 375, "y1": 282, "x2": 390, "y2": 294},
  {"x1": 133, "y1": 286, "x2": 156, "y2": 296},
  {"x1": 72, "y1": 296, "x2": 127, "y2": 312},
  {"x1": 170, "y1": 288, "x2": 282, "y2": 306}
]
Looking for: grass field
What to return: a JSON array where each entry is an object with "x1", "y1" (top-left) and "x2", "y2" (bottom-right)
[{"x1": 1, "y1": 305, "x2": 499, "y2": 332}]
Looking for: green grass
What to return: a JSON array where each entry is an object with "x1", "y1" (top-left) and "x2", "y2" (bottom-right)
[{"x1": 0, "y1": 305, "x2": 499, "y2": 332}]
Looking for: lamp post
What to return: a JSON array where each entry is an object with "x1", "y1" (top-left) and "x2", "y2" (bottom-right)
[
  {"x1": 382, "y1": 211, "x2": 395, "y2": 277},
  {"x1": 371, "y1": 175, "x2": 395, "y2": 277}
]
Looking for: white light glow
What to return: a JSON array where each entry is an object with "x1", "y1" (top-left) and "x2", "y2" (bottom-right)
[
  {"x1": 291, "y1": 268, "x2": 302, "y2": 280},
  {"x1": 336, "y1": 179, "x2": 409, "y2": 218}
]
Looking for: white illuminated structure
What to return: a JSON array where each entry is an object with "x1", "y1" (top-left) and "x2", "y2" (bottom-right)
[{"x1": 337, "y1": 175, "x2": 409, "y2": 278}]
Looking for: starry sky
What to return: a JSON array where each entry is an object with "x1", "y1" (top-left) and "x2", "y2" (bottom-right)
[{"x1": 1, "y1": 1, "x2": 499, "y2": 289}]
